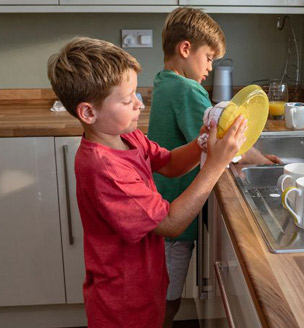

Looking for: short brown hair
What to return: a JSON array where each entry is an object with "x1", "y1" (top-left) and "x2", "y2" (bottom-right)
[
  {"x1": 162, "y1": 7, "x2": 226, "y2": 61},
  {"x1": 47, "y1": 37, "x2": 142, "y2": 118}
]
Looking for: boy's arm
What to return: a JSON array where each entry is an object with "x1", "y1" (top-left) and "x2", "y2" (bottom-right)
[
  {"x1": 157, "y1": 125, "x2": 208, "y2": 177},
  {"x1": 239, "y1": 147, "x2": 282, "y2": 165},
  {"x1": 153, "y1": 116, "x2": 247, "y2": 238},
  {"x1": 156, "y1": 138, "x2": 202, "y2": 177}
]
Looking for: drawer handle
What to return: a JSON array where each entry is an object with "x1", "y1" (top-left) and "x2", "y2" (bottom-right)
[
  {"x1": 63, "y1": 145, "x2": 74, "y2": 246},
  {"x1": 214, "y1": 261, "x2": 236, "y2": 328}
]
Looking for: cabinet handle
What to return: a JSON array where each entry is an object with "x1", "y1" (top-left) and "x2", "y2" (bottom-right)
[
  {"x1": 214, "y1": 261, "x2": 236, "y2": 328},
  {"x1": 198, "y1": 209, "x2": 204, "y2": 298},
  {"x1": 63, "y1": 145, "x2": 74, "y2": 245}
]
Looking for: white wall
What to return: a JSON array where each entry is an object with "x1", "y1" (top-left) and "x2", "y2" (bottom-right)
[{"x1": 0, "y1": 13, "x2": 303, "y2": 88}]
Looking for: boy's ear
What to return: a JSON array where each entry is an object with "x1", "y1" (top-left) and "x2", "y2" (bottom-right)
[
  {"x1": 178, "y1": 40, "x2": 191, "y2": 59},
  {"x1": 76, "y1": 102, "x2": 97, "y2": 124}
]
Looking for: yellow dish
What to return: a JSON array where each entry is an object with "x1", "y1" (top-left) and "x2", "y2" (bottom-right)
[{"x1": 217, "y1": 85, "x2": 269, "y2": 156}]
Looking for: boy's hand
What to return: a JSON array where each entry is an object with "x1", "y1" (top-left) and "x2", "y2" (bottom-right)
[
  {"x1": 206, "y1": 115, "x2": 247, "y2": 168},
  {"x1": 239, "y1": 147, "x2": 283, "y2": 165},
  {"x1": 263, "y1": 154, "x2": 283, "y2": 164},
  {"x1": 199, "y1": 124, "x2": 208, "y2": 136}
]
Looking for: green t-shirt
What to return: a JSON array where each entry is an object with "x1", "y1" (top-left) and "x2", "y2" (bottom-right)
[{"x1": 148, "y1": 70, "x2": 212, "y2": 241}]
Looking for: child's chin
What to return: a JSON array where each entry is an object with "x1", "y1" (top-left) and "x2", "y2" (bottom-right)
[{"x1": 124, "y1": 124, "x2": 137, "y2": 134}]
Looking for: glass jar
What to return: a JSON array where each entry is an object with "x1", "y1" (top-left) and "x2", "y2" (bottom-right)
[{"x1": 268, "y1": 81, "x2": 289, "y2": 120}]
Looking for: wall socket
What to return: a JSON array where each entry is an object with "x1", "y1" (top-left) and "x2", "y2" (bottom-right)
[{"x1": 121, "y1": 29, "x2": 153, "y2": 48}]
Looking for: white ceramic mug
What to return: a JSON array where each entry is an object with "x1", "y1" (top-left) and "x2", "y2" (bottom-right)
[
  {"x1": 277, "y1": 163, "x2": 304, "y2": 205},
  {"x1": 285, "y1": 102, "x2": 304, "y2": 129},
  {"x1": 282, "y1": 177, "x2": 304, "y2": 229}
]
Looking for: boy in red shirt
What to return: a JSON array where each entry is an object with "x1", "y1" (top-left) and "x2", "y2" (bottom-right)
[{"x1": 47, "y1": 37, "x2": 247, "y2": 328}]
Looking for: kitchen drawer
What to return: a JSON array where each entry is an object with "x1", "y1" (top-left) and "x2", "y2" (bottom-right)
[{"x1": 215, "y1": 211, "x2": 261, "y2": 328}]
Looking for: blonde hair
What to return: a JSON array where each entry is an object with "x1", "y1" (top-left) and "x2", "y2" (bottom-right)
[
  {"x1": 162, "y1": 7, "x2": 226, "y2": 61},
  {"x1": 47, "y1": 37, "x2": 142, "y2": 118}
]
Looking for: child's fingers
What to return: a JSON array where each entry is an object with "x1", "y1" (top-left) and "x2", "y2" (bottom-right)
[
  {"x1": 224, "y1": 115, "x2": 247, "y2": 140},
  {"x1": 235, "y1": 117, "x2": 248, "y2": 141},
  {"x1": 199, "y1": 125, "x2": 208, "y2": 135},
  {"x1": 207, "y1": 120, "x2": 217, "y2": 144},
  {"x1": 237, "y1": 134, "x2": 247, "y2": 149},
  {"x1": 219, "y1": 115, "x2": 247, "y2": 155},
  {"x1": 235, "y1": 118, "x2": 248, "y2": 151}
]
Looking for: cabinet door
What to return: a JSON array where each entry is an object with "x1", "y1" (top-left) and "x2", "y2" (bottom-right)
[
  {"x1": 0, "y1": 0, "x2": 58, "y2": 4},
  {"x1": 0, "y1": 137, "x2": 65, "y2": 307},
  {"x1": 55, "y1": 137, "x2": 85, "y2": 304},
  {"x1": 179, "y1": 0, "x2": 304, "y2": 5},
  {"x1": 212, "y1": 194, "x2": 262, "y2": 328},
  {"x1": 61, "y1": 0, "x2": 177, "y2": 5}
]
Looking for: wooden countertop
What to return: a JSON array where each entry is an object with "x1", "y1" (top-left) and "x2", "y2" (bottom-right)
[
  {"x1": 0, "y1": 104, "x2": 302, "y2": 137},
  {"x1": 265, "y1": 119, "x2": 304, "y2": 132},
  {"x1": 215, "y1": 170, "x2": 304, "y2": 328},
  {"x1": 0, "y1": 101, "x2": 150, "y2": 137},
  {"x1": 0, "y1": 88, "x2": 303, "y2": 137},
  {"x1": 0, "y1": 88, "x2": 151, "y2": 137}
]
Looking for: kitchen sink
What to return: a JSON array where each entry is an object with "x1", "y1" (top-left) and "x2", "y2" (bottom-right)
[
  {"x1": 254, "y1": 131, "x2": 304, "y2": 163},
  {"x1": 230, "y1": 131, "x2": 304, "y2": 253}
]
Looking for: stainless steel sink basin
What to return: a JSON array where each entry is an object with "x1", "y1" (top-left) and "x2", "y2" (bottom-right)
[
  {"x1": 241, "y1": 165, "x2": 283, "y2": 187},
  {"x1": 254, "y1": 131, "x2": 304, "y2": 163},
  {"x1": 230, "y1": 165, "x2": 304, "y2": 253},
  {"x1": 230, "y1": 131, "x2": 304, "y2": 253}
]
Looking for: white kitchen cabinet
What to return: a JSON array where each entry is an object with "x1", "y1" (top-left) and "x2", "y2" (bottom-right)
[
  {"x1": 55, "y1": 137, "x2": 85, "y2": 304},
  {"x1": 180, "y1": 0, "x2": 304, "y2": 5},
  {"x1": 0, "y1": 0, "x2": 58, "y2": 4},
  {"x1": 61, "y1": 0, "x2": 177, "y2": 4},
  {"x1": 1, "y1": 0, "x2": 304, "y2": 12},
  {"x1": 0, "y1": 136, "x2": 85, "y2": 309},
  {"x1": 206, "y1": 192, "x2": 262, "y2": 328},
  {"x1": 0, "y1": 137, "x2": 65, "y2": 307}
]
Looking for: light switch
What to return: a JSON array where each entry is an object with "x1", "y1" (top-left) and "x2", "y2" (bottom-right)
[
  {"x1": 123, "y1": 35, "x2": 136, "y2": 47},
  {"x1": 121, "y1": 30, "x2": 153, "y2": 48},
  {"x1": 140, "y1": 35, "x2": 151, "y2": 45}
]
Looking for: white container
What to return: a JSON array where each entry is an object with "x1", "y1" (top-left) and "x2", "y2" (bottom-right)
[
  {"x1": 212, "y1": 58, "x2": 234, "y2": 103},
  {"x1": 285, "y1": 102, "x2": 304, "y2": 129},
  {"x1": 282, "y1": 176, "x2": 304, "y2": 229}
]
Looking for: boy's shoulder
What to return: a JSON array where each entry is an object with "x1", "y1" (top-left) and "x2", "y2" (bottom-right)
[
  {"x1": 75, "y1": 130, "x2": 147, "y2": 172},
  {"x1": 122, "y1": 128, "x2": 146, "y2": 147},
  {"x1": 154, "y1": 70, "x2": 208, "y2": 96},
  {"x1": 154, "y1": 70, "x2": 196, "y2": 86},
  {"x1": 78, "y1": 129, "x2": 145, "y2": 154}
]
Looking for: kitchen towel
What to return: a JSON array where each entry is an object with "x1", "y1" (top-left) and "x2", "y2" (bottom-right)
[
  {"x1": 197, "y1": 101, "x2": 242, "y2": 168},
  {"x1": 50, "y1": 100, "x2": 67, "y2": 112}
]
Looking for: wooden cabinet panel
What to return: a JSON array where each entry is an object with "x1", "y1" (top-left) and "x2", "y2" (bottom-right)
[{"x1": 0, "y1": 137, "x2": 65, "y2": 306}]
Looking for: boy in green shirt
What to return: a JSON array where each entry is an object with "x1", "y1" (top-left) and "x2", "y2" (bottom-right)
[{"x1": 148, "y1": 7, "x2": 280, "y2": 327}]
